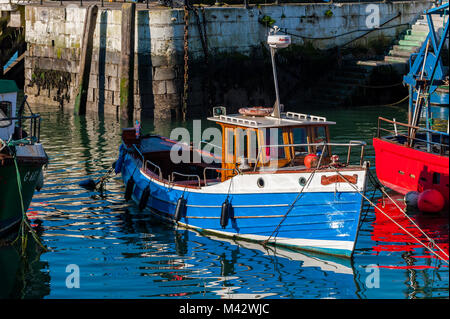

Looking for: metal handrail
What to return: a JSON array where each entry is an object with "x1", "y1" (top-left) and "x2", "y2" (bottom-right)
[
  {"x1": 131, "y1": 145, "x2": 164, "y2": 179},
  {"x1": 171, "y1": 171, "x2": 201, "y2": 187},
  {"x1": 145, "y1": 160, "x2": 163, "y2": 179},
  {"x1": 378, "y1": 127, "x2": 449, "y2": 150},
  {"x1": 378, "y1": 117, "x2": 449, "y2": 137},
  {"x1": 253, "y1": 141, "x2": 367, "y2": 171},
  {"x1": 0, "y1": 114, "x2": 42, "y2": 143},
  {"x1": 377, "y1": 117, "x2": 449, "y2": 156}
]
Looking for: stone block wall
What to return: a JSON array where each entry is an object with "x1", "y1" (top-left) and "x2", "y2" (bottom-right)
[{"x1": 24, "y1": 1, "x2": 432, "y2": 120}]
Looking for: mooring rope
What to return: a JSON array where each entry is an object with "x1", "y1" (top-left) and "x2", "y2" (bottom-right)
[
  {"x1": 355, "y1": 95, "x2": 409, "y2": 108},
  {"x1": 366, "y1": 169, "x2": 449, "y2": 260},
  {"x1": 9, "y1": 151, "x2": 47, "y2": 255},
  {"x1": 332, "y1": 168, "x2": 449, "y2": 263},
  {"x1": 378, "y1": 185, "x2": 449, "y2": 260}
]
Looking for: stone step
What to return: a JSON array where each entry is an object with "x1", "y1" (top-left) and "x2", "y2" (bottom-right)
[
  {"x1": 403, "y1": 34, "x2": 427, "y2": 42},
  {"x1": 398, "y1": 39, "x2": 423, "y2": 47},
  {"x1": 342, "y1": 60, "x2": 374, "y2": 71},
  {"x1": 356, "y1": 60, "x2": 383, "y2": 67},
  {"x1": 388, "y1": 49, "x2": 415, "y2": 58},
  {"x1": 411, "y1": 23, "x2": 442, "y2": 32},
  {"x1": 407, "y1": 29, "x2": 428, "y2": 37},
  {"x1": 392, "y1": 44, "x2": 420, "y2": 52},
  {"x1": 412, "y1": 24, "x2": 430, "y2": 32},
  {"x1": 416, "y1": 15, "x2": 446, "y2": 25},
  {"x1": 384, "y1": 56, "x2": 409, "y2": 64}
]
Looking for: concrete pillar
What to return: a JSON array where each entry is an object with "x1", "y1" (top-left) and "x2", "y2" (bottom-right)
[
  {"x1": 74, "y1": 5, "x2": 98, "y2": 115},
  {"x1": 119, "y1": 2, "x2": 135, "y2": 121}
]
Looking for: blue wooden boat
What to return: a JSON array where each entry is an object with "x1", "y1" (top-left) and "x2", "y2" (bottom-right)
[
  {"x1": 116, "y1": 29, "x2": 369, "y2": 258},
  {"x1": 116, "y1": 114, "x2": 369, "y2": 258}
]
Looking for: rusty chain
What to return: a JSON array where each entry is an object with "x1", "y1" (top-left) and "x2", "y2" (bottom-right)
[{"x1": 182, "y1": 5, "x2": 189, "y2": 121}]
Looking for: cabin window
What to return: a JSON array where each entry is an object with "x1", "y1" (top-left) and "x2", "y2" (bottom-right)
[
  {"x1": 235, "y1": 128, "x2": 246, "y2": 163},
  {"x1": 313, "y1": 126, "x2": 327, "y2": 144},
  {"x1": 0, "y1": 102, "x2": 12, "y2": 128},
  {"x1": 260, "y1": 128, "x2": 286, "y2": 161},
  {"x1": 312, "y1": 126, "x2": 329, "y2": 156},
  {"x1": 292, "y1": 127, "x2": 308, "y2": 155},
  {"x1": 247, "y1": 129, "x2": 258, "y2": 163},
  {"x1": 225, "y1": 127, "x2": 234, "y2": 164},
  {"x1": 234, "y1": 128, "x2": 259, "y2": 165}
]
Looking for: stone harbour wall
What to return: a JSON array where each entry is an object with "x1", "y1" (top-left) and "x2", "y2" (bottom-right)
[{"x1": 23, "y1": 1, "x2": 432, "y2": 120}]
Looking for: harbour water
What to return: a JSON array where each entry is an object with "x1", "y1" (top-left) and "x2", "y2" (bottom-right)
[{"x1": 0, "y1": 103, "x2": 448, "y2": 299}]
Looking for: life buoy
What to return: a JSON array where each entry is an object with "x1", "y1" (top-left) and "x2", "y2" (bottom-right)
[{"x1": 238, "y1": 107, "x2": 273, "y2": 117}]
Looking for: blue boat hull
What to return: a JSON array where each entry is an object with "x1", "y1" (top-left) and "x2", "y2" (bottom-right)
[{"x1": 119, "y1": 149, "x2": 366, "y2": 258}]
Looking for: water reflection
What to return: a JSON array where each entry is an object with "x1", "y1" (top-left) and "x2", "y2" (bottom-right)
[
  {"x1": 353, "y1": 195, "x2": 449, "y2": 299},
  {"x1": 116, "y1": 206, "x2": 359, "y2": 299},
  {"x1": 0, "y1": 239, "x2": 50, "y2": 299}
]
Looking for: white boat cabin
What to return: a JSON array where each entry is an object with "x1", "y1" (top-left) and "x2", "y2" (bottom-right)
[{"x1": 0, "y1": 80, "x2": 18, "y2": 141}]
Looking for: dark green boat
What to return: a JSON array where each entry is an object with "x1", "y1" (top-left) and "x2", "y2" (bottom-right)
[{"x1": 0, "y1": 79, "x2": 48, "y2": 237}]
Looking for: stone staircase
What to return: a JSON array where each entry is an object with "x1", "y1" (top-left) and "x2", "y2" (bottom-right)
[
  {"x1": 304, "y1": 12, "x2": 448, "y2": 107},
  {"x1": 384, "y1": 12, "x2": 447, "y2": 67}
]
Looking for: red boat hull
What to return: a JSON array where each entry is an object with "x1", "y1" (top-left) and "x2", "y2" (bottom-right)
[{"x1": 373, "y1": 137, "x2": 449, "y2": 204}]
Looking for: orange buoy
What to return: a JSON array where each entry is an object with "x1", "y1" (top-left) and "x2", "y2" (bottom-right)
[
  {"x1": 417, "y1": 189, "x2": 445, "y2": 213},
  {"x1": 304, "y1": 154, "x2": 318, "y2": 168}
]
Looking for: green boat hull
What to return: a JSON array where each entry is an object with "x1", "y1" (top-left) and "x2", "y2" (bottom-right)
[{"x1": 0, "y1": 163, "x2": 44, "y2": 236}]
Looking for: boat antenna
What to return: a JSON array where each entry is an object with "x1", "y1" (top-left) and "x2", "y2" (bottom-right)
[{"x1": 267, "y1": 26, "x2": 291, "y2": 119}]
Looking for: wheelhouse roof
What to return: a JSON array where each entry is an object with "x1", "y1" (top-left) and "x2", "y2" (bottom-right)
[
  {"x1": 0, "y1": 79, "x2": 19, "y2": 94},
  {"x1": 207, "y1": 111, "x2": 336, "y2": 129}
]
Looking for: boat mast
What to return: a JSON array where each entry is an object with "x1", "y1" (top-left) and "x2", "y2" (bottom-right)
[
  {"x1": 403, "y1": 2, "x2": 449, "y2": 146},
  {"x1": 270, "y1": 45, "x2": 281, "y2": 118},
  {"x1": 267, "y1": 27, "x2": 291, "y2": 119}
]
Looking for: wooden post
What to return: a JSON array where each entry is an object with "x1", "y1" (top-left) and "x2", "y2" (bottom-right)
[
  {"x1": 119, "y1": 2, "x2": 136, "y2": 121},
  {"x1": 74, "y1": 5, "x2": 98, "y2": 115}
]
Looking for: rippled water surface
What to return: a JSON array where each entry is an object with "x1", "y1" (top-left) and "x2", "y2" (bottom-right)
[{"x1": 0, "y1": 103, "x2": 448, "y2": 299}]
